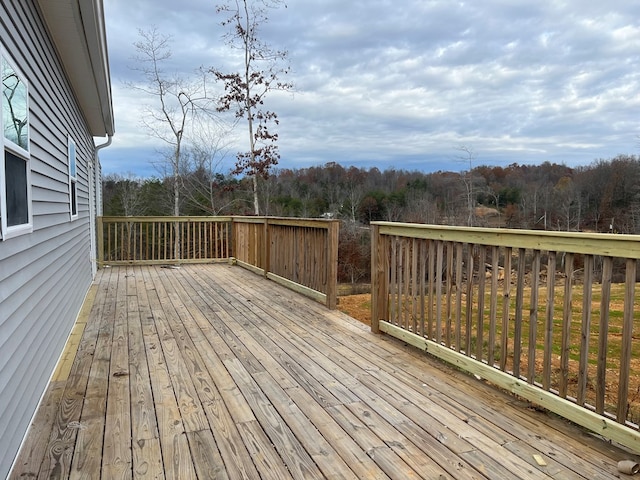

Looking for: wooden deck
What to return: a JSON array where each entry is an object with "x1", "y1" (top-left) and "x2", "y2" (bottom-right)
[{"x1": 11, "y1": 264, "x2": 638, "y2": 479}]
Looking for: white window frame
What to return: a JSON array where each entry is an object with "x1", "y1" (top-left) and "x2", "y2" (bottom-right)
[
  {"x1": 0, "y1": 49, "x2": 32, "y2": 240},
  {"x1": 68, "y1": 135, "x2": 78, "y2": 220}
]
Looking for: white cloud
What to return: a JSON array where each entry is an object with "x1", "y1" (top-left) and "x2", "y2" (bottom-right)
[{"x1": 101, "y1": 0, "x2": 640, "y2": 176}]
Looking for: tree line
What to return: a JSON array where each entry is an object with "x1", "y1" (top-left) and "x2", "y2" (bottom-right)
[
  {"x1": 103, "y1": 154, "x2": 640, "y2": 284},
  {"x1": 104, "y1": 154, "x2": 640, "y2": 233}
]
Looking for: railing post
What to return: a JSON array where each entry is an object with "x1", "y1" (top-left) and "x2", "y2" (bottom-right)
[
  {"x1": 173, "y1": 219, "x2": 181, "y2": 263},
  {"x1": 231, "y1": 218, "x2": 237, "y2": 261},
  {"x1": 325, "y1": 220, "x2": 339, "y2": 309},
  {"x1": 371, "y1": 223, "x2": 387, "y2": 334},
  {"x1": 263, "y1": 217, "x2": 269, "y2": 278},
  {"x1": 97, "y1": 216, "x2": 104, "y2": 267}
]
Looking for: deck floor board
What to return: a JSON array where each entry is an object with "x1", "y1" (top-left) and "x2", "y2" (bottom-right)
[{"x1": 11, "y1": 264, "x2": 638, "y2": 479}]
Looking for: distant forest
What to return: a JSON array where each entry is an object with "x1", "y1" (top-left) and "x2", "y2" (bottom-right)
[
  {"x1": 104, "y1": 154, "x2": 640, "y2": 234},
  {"x1": 103, "y1": 154, "x2": 640, "y2": 284}
]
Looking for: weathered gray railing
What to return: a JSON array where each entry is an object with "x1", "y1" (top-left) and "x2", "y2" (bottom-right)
[
  {"x1": 232, "y1": 217, "x2": 339, "y2": 309},
  {"x1": 97, "y1": 216, "x2": 339, "y2": 309},
  {"x1": 371, "y1": 222, "x2": 640, "y2": 452}
]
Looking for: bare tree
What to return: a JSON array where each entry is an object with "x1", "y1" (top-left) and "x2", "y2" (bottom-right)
[
  {"x1": 344, "y1": 167, "x2": 365, "y2": 222},
  {"x1": 552, "y1": 176, "x2": 580, "y2": 231},
  {"x1": 404, "y1": 190, "x2": 438, "y2": 224},
  {"x1": 181, "y1": 124, "x2": 243, "y2": 215},
  {"x1": 128, "y1": 27, "x2": 218, "y2": 258},
  {"x1": 103, "y1": 173, "x2": 145, "y2": 216},
  {"x1": 338, "y1": 221, "x2": 370, "y2": 284},
  {"x1": 455, "y1": 145, "x2": 478, "y2": 226},
  {"x1": 212, "y1": 0, "x2": 292, "y2": 214}
]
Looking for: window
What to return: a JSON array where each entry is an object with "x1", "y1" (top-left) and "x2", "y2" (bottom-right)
[
  {"x1": 1, "y1": 51, "x2": 31, "y2": 239},
  {"x1": 68, "y1": 136, "x2": 77, "y2": 219},
  {"x1": 5, "y1": 150, "x2": 29, "y2": 226}
]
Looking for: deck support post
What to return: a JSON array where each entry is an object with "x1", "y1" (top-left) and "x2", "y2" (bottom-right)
[
  {"x1": 325, "y1": 220, "x2": 339, "y2": 309},
  {"x1": 371, "y1": 224, "x2": 388, "y2": 334},
  {"x1": 96, "y1": 216, "x2": 104, "y2": 268},
  {"x1": 263, "y1": 217, "x2": 270, "y2": 278}
]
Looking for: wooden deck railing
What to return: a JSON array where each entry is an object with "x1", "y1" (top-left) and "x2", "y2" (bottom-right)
[
  {"x1": 97, "y1": 216, "x2": 232, "y2": 265},
  {"x1": 97, "y1": 216, "x2": 339, "y2": 309},
  {"x1": 232, "y1": 217, "x2": 339, "y2": 309},
  {"x1": 371, "y1": 222, "x2": 640, "y2": 452}
]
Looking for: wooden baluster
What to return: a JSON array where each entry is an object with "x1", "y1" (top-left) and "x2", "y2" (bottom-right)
[
  {"x1": 543, "y1": 251, "x2": 556, "y2": 390},
  {"x1": 577, "y1": 255, "x2": 594, "y2": 406},
  {"x1": 528, "y1": 250, "x2": 541, "y2": 384},
  {"x1": 596, "y1": 256, "x2": 612, "y2": 414}
]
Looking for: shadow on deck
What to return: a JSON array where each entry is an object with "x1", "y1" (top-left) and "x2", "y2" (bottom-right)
[{"x1": 10, "y1": 265, "x2": 637, "y2": 479}]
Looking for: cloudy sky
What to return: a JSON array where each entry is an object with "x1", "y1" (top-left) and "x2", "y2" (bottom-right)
[{"x1": 100, "y1": 0, "x2": 640, "y2": 177}]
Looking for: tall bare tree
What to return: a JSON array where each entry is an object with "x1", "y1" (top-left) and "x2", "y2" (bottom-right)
[
  {"x1": 129, "y1": 27, "x2": 218, "y2": 258},
  {"x1": 212, "y1": 0, "x2": 292, "y2": 214},
  {"x1": 455, "y1": 145, "x2": 478, "y2": 226}
]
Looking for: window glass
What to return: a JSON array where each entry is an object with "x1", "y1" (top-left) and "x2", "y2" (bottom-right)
[
  {"x1": 1, "y1": 51, "x2": 31, "y2": 238},
  {"x1": 5, "y1": 149, "x2": 28, "y2": 226},
  {"x1": 2, "y1": 57, "x2": 28, "y2": 149},
  {"x1": 69, "y1": 139, "x2": 76, "y2": 178},
  {"x1": 69, "y1": 137, "x2": 77, "y2": 217},
  {"x1": 71, "y1": 180, "x2": 77, "y2": 216}
]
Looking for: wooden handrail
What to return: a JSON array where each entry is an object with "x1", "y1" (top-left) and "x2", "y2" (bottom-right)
[
  {"x1": 97, "y1": 216, "x2": 339, "y2": 309},
  {"x1": 371, "y1": 221, "x2": 640, "y2": 452},
  {"x1": 97, "y1": 216, "x2": 232, "y2": 266},
  {"x1": 232, "y1": 217, "x2": 339, "y2": 309}
]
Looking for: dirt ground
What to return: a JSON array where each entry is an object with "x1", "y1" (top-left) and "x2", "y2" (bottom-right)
[{"x1": 338, "y1": 294, "x2": 371, "y2": 326}]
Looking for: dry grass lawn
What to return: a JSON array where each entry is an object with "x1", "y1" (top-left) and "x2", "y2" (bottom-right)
[{"x1": 338, "y1": 285, "x2": 640, "y2": 426}]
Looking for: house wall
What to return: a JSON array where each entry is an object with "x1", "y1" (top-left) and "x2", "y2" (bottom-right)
[{"x1": 0, "y1": 0, "x2": 98, "y2": 476}]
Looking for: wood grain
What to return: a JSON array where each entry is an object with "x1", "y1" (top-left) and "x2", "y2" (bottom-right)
[{"x1": 12, "y1": 264, "x2": 635, "y2": 480}]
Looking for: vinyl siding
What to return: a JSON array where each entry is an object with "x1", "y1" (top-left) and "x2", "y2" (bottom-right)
[{"x1": 0, "y1": 0, "x2": 99, "y2": 476}]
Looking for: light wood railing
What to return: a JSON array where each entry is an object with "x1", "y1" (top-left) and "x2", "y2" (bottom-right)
[
  {"x1": 97, "y1": 216, "x2": 232, "y2": 265},
  {"x1": 371, "y1": 222, "x2": 640, "y2": 452},
  {"x1": 232, "y1": 217, "x2": 339, "y2": 309},
  {"x1": 97, "y1": 216, "x2": 339, "y2": 309}
]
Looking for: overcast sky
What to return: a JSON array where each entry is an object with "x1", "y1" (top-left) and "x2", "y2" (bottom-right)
[{"x1": 100, "y1": 0, "x2": 640, "y2": 177}]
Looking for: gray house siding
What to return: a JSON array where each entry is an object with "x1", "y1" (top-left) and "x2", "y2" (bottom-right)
[{"x1": 0, "y1": 0, "x2": 100, "y2": 476}]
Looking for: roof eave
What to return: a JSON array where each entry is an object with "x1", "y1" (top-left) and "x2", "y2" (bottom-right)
[{"x1": 36, "y1": 0, "x2": 115, "y2": 137}]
